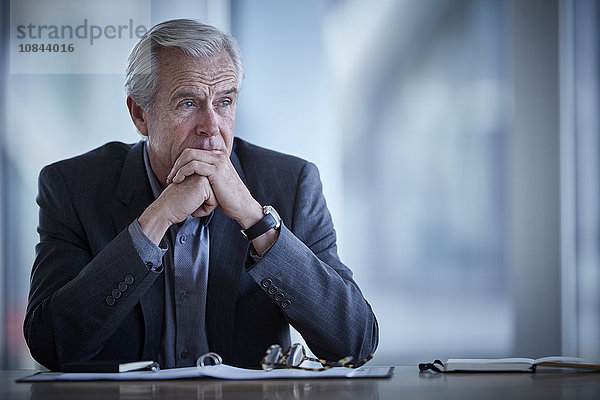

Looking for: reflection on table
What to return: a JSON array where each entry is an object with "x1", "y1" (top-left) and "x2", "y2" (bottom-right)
[{"x1": 4, "y1": 366, "x2": 600, "y2": 400}]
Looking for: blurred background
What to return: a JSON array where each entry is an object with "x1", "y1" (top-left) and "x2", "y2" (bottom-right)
[{"x1": 1, "y1": 0, "x2": 599, "y2": 368}]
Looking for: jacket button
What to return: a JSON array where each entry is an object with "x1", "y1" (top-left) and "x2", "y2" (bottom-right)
[
  {"x1": 106, "y1": 296, "x2": 116, "y2": 306},
  {"x1": 280, "y1": 299, "x2": 291, "y2": 309},
  {"x1": 267, "y1": 286, "x2": 278, "y2": 295},
  {"x1": 274, "y1": 292, "x2": 285, "y2": 302},
  {"x1": 261, "y1": 279, "x2": 272, "y2": 288},
  {"x1": 125, "y1": 275, "x2": 135, "y2": 285},
  {"x1": 118, "y1": 282, "x2": 128, "y2": 292},
  {"x1": 112, "y1": 289, "x2": 122, "y2": 299}
]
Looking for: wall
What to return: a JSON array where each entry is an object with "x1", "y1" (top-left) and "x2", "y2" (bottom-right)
[{"x1": 1, "y1": 0, "x2": 598, "y2": 369}]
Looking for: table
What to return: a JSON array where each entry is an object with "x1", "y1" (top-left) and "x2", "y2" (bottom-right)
[{"x1": 3, "y1": 366, "x2": 600, "y2": 399}]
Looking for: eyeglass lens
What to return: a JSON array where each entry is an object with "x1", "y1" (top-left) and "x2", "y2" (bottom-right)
[
  {"x1": 285, "y1": 344, "x2": 305, "y2": 367},
  {"x1": 264, "y1": 344, "x2": 283, "y2": 365}
]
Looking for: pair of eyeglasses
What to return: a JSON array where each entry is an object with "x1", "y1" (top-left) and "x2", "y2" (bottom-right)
[
  {"x1": 260, "y1": 343, "x2": 372, "y2": 371},
  {"x1": 418, "y1": 359, "x2": 444, "y2": 373}
]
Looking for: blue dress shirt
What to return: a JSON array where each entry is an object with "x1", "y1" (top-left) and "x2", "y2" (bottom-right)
[{"x1": 128, "y1": 142, "x2": 211, "y2": 368}]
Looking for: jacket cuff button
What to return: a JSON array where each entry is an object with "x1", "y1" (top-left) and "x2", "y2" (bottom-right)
[
  {"x1": 125, "y1": 275, "x2": 135, "y2": 285},
  {"x1": 280, "y1": 299, "x2": 291, "y2": 309},
  {"x1": 261, "y1": 278, "x2": 272, "y2": 288},
  {"x1": 106, "y1": 296, "x2": 116, "y2": 306}
]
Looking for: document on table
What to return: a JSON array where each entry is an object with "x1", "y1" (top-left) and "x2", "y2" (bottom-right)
[{"x1": 18, "y1": 364, "x2": 394, "y2": 382}]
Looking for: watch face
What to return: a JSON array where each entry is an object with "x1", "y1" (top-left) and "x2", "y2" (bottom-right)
[{"x1": 264, "y1": 205, "x2": 281, "y2": 228}]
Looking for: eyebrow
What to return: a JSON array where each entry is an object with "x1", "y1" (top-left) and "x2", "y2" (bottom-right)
[
  {"x1": 218, "y1": 88, "x2": 238, "y2": 98},
  {"x1": 172, "y1": 87, "x2": 238, "y2": 102}
]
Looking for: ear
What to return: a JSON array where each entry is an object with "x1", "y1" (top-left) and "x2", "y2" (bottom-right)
[{"x1": 127, "y1": 96, "x2": 149, "y2": 137}]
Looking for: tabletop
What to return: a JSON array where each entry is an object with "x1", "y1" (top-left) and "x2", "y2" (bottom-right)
[{"x1": 3, "y1": 366, "x2": 600, "y2": 399}]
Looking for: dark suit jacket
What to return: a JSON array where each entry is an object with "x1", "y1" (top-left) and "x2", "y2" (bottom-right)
[{"x1": 24, "y1": 138, "x2": 378, "y2": 370}]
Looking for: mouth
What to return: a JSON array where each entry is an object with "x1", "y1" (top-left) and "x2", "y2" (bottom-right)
[
  {"x1": 204, "y1": 148, "x2": 226, "y2": 154},
  {"x1": 182, "y1": 139, "x2": 227, "y2": 155},
  {"x1": 186, "y1": 145, "x2": 225, "y2": 153}
]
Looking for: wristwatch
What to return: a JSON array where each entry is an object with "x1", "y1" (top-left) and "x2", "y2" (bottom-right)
[{"x1": 241, "y1": 205, "x2": 281, "y2": 241}]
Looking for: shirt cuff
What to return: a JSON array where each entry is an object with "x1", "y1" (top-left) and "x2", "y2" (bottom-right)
[
  {"x1": 246, "y1": 235, "x2": 278, "y2": 271},
  {"x1": 128, "y1": 219, "x2": 168, "y2": 273}
]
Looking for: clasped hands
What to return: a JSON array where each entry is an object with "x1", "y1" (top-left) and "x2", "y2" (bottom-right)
[
  {"x1": 164, "y1": 148, "x2": 259, "y2": 226},
  {"x1": 138, "y1": 148, "x2": 273, "y2": 251}
]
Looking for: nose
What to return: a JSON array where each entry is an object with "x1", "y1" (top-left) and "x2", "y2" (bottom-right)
[{"x1": 196, "y1": 105, "x2": 219, "y2": 137}]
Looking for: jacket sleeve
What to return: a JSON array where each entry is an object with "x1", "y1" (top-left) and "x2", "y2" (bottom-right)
[
  {"x1": 24, "y1": 164, "x2": 162, "y2": 371},
  {"x1": 247, "y1": 162, "x2": 379, "y2": 363}
]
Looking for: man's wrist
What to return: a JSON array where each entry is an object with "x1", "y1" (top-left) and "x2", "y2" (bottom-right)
[
  {"x1": 128, "y1": 220, "x2": 167, "y2": 273},
  {"x1": 241, "y1": 205, "x2": 281, "y2": 242},
  {"x1": 138, "y1": 201, "x2": 173, "y2": 245},
  {"x1": 251, "y1": 227, "x2": 280, "y2": 257},
  {"x1": 236, "y1": 200, "x2": 264, "y2": 230}
]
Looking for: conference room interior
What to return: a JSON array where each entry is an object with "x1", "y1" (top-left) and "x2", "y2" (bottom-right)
[{"x1": 1, "y1": 0, "x2": 599, "y2": 373}]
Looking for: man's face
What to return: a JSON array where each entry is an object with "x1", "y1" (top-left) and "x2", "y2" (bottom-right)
[{"x1": 143, "y1": 48, "x2": 239, "y2": 182}]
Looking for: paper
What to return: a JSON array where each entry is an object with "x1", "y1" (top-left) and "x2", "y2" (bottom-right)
[{"x1": 18, "y1": 364, "x2": 394, "y2": 382}]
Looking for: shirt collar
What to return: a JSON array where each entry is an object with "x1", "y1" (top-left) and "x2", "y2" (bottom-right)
[{"x1": 143, "y1": 141, "x2": 165, "y2": 200}]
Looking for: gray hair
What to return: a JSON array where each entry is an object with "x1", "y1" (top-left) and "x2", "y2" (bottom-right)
[{"x1": 125, "y1": 19, "x2": 244, "y2": 111}]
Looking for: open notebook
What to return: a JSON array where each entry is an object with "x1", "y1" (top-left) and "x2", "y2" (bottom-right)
[
  {"x1": 18, "y1": 364, "x2": 394, "y2": 382},
  {"x1": 419, "y1": 356, "x2": 600, "y2": 372}
]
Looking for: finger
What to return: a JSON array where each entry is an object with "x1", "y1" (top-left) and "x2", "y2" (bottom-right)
[
  {"x1": 192, "y1": 207, "x2": 212, "y2": 218},
  {"x1": 167, "y1": 149, "x2": 193, "y2": 183},
  {"x1": 191, "y1": 188, "x2": 218, "y2": 217},
  {"x1": 171, "y1": 160, "x2": 217, "y2": 184},
  {"x1": 170, "y1": 161, "x2": 200, "y2": 184},
  {"x1": 192, "y1": 199, "x2": 218, "y2": 217},
  {"x1": 167, "y1": 148, "x2": 223, "y2": 183}
]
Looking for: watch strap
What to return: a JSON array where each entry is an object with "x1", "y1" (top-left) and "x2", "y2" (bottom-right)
[{"x1": 241, "y1": 213, "x2": 278, "y2": 241}]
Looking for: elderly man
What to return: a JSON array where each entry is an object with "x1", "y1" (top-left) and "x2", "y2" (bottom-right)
[{"x1": 24, "y1": 19, "x2": 378, "y2": 370}]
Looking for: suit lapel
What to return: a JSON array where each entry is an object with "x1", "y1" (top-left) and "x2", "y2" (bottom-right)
[
  {"x1": 206, "y1": 148, "x2": 250, "y2": 361},
  {"x1": 112, "y1": 141, "x2": 154, "y2": 232},
  {"x1": 112, "y1": 141, "x2": 165, "y2": 360}
]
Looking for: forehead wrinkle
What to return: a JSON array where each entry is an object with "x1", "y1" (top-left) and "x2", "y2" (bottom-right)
[
  {"x1": 156, "y1": 49, "x2": 238, "y2": 101},
  {"x1": 167, "y1": 70, "x2": 238, "y2": 100}
]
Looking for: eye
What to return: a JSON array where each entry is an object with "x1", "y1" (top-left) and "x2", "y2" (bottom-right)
[
  {"x1": 182, "y1": 100, "x2": 195, "y2": 108},
  {"x1": 218, "y1": 99, "x2": 232, "y2": 107},
  {"x1": 177, "y1": 100, "x2": 196, "y2": 109}
]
